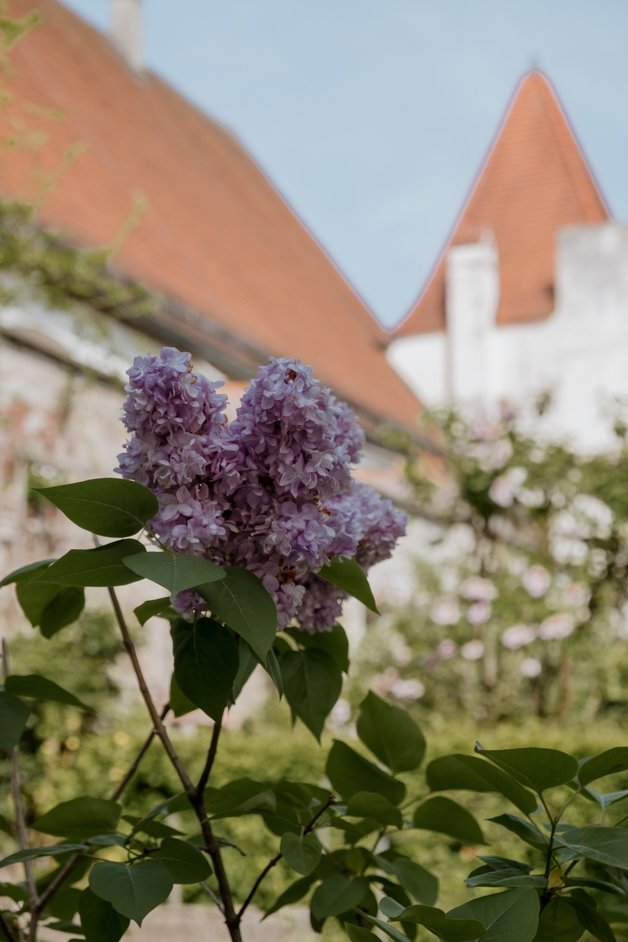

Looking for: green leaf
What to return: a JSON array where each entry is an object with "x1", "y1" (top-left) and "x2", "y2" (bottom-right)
[
  {"x1": 449, "y1": 888, "x2": 540, "y2": 942},
  {"x1": 168, "y1": 672, "x2": 196, "y2": 718},
  {"x1": 426, "y1": 754, "x2": 537, "y2": 814},
  {"x1": 264, "y1": 871, "x2": 323, "y2": 917},
  {"x1": 122, "y1": 815, "x2": 182, "y2": 839},
  {"x1": 388, "y1": 903, "x2": 485, "y2": 941},
  {"x1": 326, "y1": 741, "x2": 406, "y2": 806},
  {"x1": 152, "y1": 837, "x2": 211, "y2": 883},
  {"x1": 280, "y1": 832, "x2": 322, "y2": 875},
  {"x1": 0, "y1": 691, "x2": 30, "y2": 753},
  {"x1": 0, "y1": 557, "x2": 53, "y2": 587},
  {"x1": 579, "y1": 748, "x2": 628, "y2": 786},
  {"x1": 264, "y1": 646, "x2": 283, "y2": 697},
  {"x1": 346, "y1": 927, "x2": 382, "y2": 942},
  {"x1": 36, "y1": 478, "x2": 158, "y2": 538},
  {"x1": 79, "y1": 888, "x2": 130, "y2": 942},
  {"x1": 39, "y1": 540, "x2": 146, "y2": 587},
  {"x1": 475, "y1": 744, "x2": 578, "y2": 794},
  {"x1": 582, "y1": 786, "x2": 628, "y2": 810},
  {"x1": 413, "y1": 796, "x2": 484, "y2": 845},
  {"x1": 171, "y1": 617, "x2": 238, "y2": 721},
  {"x1": 134, "y1": 597, "x2": 174, "y2": 626},
  {"x1": 123, "y1": 551, "x2": 225, "y2": 594},
  {"x1": 286, "y1": 624, "x2": 350, "y2": 672},
  {"x1": 346, "y1": 792, "x2": 403, "y2": 829},
  {"x1": 0, "y1": 843, "x2": 89, "y2": 867},
  {"x1": 6, "y1": 674, "x2": 92, "y2": 711},
  {"x1": 89, "y1": 860, "x2": 173, "y2": 926},
  {"x1": 198, "y1": 566, "x2": 276, "y2": 661},
  {"x1": 533, "y1": 898, "x2": 585, "y2": 942},
  {"x1": 0, "y1": 814, "x2": 12, "y2": 835},
  {"x1": 357, "y1": 692, "x2": 426, "y2": 773},
  {"x1": 310, "y1": 872, "x2": 370, "y2": 920},
  {"x1": 557, "y1": 826, "x2": 628, "y2": 870},
  {"x1": 466, "y1": 869, "x2": 546, "y2": 890},
  {"x1": 204, "y1": 778, "x2": 276, "y2": 818},
  {"x1": 318, "y1": 557, "x2": 378, "y2": 613},
  {"x1": 15, "y1": 567, "x2": 57, "y2": 625},
  {"x1": 281, "y1": 648, "x2": 342, "y2": 741},
  {"x1": 487, "y1": 814, "x2": 547, "y2": 850},
  {"x1": 568, "y1": 890, "x2": 616, "y2": 942},
  {"x1": 40, "y1": 587, "x2": 86, "y2": 637},
  {"x1": 33, "y1": 798, "x2": 121, "y2": 840},
  {"x1": 375, "y1": 854, "x2": 439, "y2": 906},
  {"x1": 362, "y1": 913, "x2": 413, "y2": 942}
]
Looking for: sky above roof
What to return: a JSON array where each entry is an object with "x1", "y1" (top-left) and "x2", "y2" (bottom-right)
[{"x1": 61, "y1": 0, "x2": 628, "y2": 328}]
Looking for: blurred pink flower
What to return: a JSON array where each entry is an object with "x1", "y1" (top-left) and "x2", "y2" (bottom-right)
[
  {"x1": 391, "y1": 678, "x2": 425, "y2": 701},
  {"x1": 431, "y1": 596, "x2": 460, "y2": 625},
  {"x1": 501, "y1": 624, "x2": 537, "y2": 649},
  {"x1": 468, "y1": 601, "x2": 492, "y2": 625},
  {"x1": 522, "y1": 565, "x2": 551, "y2": 598},
  {"x1": 461, "y1": 577, "x2": 497, "y2": 602},
  {"x1": 521, "y1": 657, "x2": 542, "y2": 678},
  {"x1": 461, "y1": 640, "x2": 485, "y2": 660},
  {"x1": 436, "y1": 639, "x2": 458, "y2": 659},
  {"x1": 538, "y1": 613, "x2": 576, "y2": 641}
]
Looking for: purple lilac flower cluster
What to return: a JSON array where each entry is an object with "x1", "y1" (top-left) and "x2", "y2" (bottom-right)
[{"x1": 117, "y1": 347, "x2": 406, "y2": 632}]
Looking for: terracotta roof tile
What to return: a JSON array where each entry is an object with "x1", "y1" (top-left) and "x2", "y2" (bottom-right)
[
  {"x1": 1, "y1": 0, "x2": 421, "y2": 427},
  {"x1": 395, "y1": 71, "x2": 609, "y2": 338}
]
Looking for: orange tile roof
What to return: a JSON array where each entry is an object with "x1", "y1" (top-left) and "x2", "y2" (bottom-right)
[
  {"x1": 1, "y1": 0, "x2": 421, "y2": 428},
  {"x1": 395, "y1": 71, "x2": 610, "y2": 338}
]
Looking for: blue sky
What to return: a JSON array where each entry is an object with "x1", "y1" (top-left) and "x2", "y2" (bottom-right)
[{"x1": 62, "y1": 1, "x2": 628, "y2": 327}]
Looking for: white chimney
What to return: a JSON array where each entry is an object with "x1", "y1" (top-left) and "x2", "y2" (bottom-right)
[{"x1": 111, "y1": 0, "x2": 143, "y2": 74}]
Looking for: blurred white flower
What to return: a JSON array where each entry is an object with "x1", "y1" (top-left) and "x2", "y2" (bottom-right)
[
  {"x1": 489, "y1": 474, "x2": 517, "y2": 508},
  {"x1": 488, "y1": 467, "x2": 526, "y2": 508},
  {"x1": 518, "y1": 487, "x2": 545, "y2": 508},
  {"x1": 538, "y1": 613, "x2": 576, "y2": 641},
  {"x1": 522, "y1": 565, "x2": 551, "y2": 598},
  {"x1": 372, "y1": 667, "x2": 399, "y2": 696},
  {"x1": 391, "y1": 641, "x2": 414, "y2": 666},
  {"x1": 521, "y1": 657, "x2": 542, "y2": 678},
  {"x1": 501, "y1": 624, "x2": 537, "y2": 650},
  {"x1": 431, "y1": 596, "x2": 460, "y2": 626},
  {"x1": 550, "y1": 535, "x2": 588, "y2": 566},
  {"x1": 436, "y1": 639, "x2": 458, "y2": 659},
  {"x1": 563, "y1": 582, "x2": 589, "y2": 608},
  {"x1": 572, "y1": 494, "x2": 614, "y2": 539},
  {"x1": 461, "y1": 577, "x2": 497, "y2": 602},
  {"x1": 461, "y1": 640, "x2": 485, "y2": 660},
  {"x1": 468, "y1": 601, "x2": 492, "y2": 625},
  {"x1": 391, "y1": 678, "x2": 425, "y2": 701},
  {"x1": 330, "y1": 698, "x2": 351, "y2": 725}
]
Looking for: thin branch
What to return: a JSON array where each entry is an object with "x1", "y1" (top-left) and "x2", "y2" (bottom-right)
[
  {"x1": 236, "y1": 793, "x2": 336, "y2": 922},
  {"x1": 0, "y1": 912, "x2": 18, "y2": 942},
  {"x1": 2, "y1": 639, "x2": 38, "y2": 941},
  {"x1": 107, "y1": 588, "x2": 242, "y2": 942},
  {"x1": 34, "y1": 703, "x2": 170, "y2": 918},
  {"x1": 199, "y1": 881, "x2": 225, "y2": 914},
  {"x1": 196, "y1": 716, "x2": 222, "y2": 797}
]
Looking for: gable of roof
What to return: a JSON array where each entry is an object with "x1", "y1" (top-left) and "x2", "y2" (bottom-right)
[
  {"x1": 1, "y1": 0, "x2": 420, "y2": 428},
  {"x1": 394, "y1": 71, "x2": 609, "y2": 338}
]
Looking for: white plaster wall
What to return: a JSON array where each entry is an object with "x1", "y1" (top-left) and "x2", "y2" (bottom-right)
[{"x1": 387, "y1": 332, "x2": 447, "y2": 408}]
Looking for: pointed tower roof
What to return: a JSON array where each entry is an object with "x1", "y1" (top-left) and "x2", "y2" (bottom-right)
[{"x1": 395, "y1": 71, "x2": 610, "y2": 338}]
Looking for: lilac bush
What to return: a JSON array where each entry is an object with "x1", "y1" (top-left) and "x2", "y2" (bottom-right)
[{"x1": 116, "y1": 347, "x2": 406, "y2": 631}]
